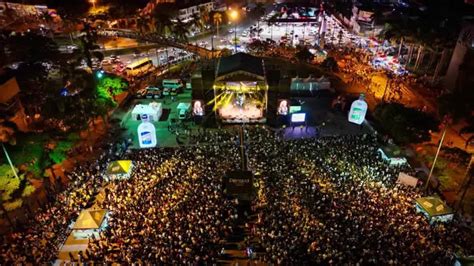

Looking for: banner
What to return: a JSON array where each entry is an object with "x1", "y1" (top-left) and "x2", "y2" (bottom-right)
[
  {"x1": 397, "y1": 172, "x2": 418, "y2": 187},
  {"x1": 348, "y1": 96, "x2": 367, "y2": 125}
]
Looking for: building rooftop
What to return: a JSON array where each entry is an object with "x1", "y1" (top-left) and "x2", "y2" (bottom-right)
[{"x1": 217, "y1": 53, "x2": 265, "y2": 78}]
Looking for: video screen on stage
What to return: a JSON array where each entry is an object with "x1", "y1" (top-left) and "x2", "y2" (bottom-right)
[
  {"x1": 291, "y1": 113, "x2": 306, "y2": 123},
  {"x1": 192, "y1": 100, "x2": 204, "y2": 116},
  {"x1": 277, "y1": 99, "x2": 290, "y2": 115}
]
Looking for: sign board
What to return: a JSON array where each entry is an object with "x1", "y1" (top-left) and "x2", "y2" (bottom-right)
[
  {"x1": 137, "y1": 116, "x2": 157, "y2": 148},
  {"x1": 291, "y1": 113, "x2": 306, "y2": 123},
  {"x1": 289, "y1": 105, "x2": 301, "y2": 113},
  {"x1": 348, "y1": 97, "x2": 367, "y2": 125},
  {"x1": 223, "y1": 170, "x2": 254, "y2": 201},
  {"x1": 397, "y1": 172, "x2": 418, "y2": 187}
]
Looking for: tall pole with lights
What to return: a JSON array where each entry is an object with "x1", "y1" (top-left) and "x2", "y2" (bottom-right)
[{"x1": 229, "y1": 10, "x2": 239, "y2": 53}]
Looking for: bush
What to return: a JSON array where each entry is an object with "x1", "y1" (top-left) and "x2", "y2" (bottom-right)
[
  {"x1": 21, "y1": 184, "x2": 36, "y2": 197},
  {"x1": 49, "y1": 140, "x2": 74, "y2": 164},
  {"x1": 3, "y1": 199, "x2": 23, "y2": 211},
  {"x1": 0, "y1": 165, "x2": 21, "y2": 201}
]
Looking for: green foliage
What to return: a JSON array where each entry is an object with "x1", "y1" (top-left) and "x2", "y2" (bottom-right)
[
  {"x1": 5, "y1": 134, "x2": 49, "y2": 176},
  {"x1": 374, "y1": 103, "x2": 440, "y2": 144},
  {"x1": 0, "y1": 166, "x2": 21, "y2": 201},
  {"x1": 21, "y1": 184, "x2": 36, "y2": 197},
  {"x1": 49, "y1": 140, "x2": 74, "y2": 164},
  {"x1": 97, "y1": 76, "x2": 128, "y2": 97},
  {"x1": 3, "y1": 199, "x2": 22, "y2": 212}
]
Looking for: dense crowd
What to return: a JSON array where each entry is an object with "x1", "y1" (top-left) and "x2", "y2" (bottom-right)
[
  {"x1": 0, "y1": 139, "x2": 121, "y2": 264},
  {"x1": 246, "y1": 127, "x2": 472, "y2": 264},
  {"x1": 87, "y1": 143, "x2": 241, "y2": 263},
  {"x1": 1, "y1": 126, "x2": 472, "y2": 264}
]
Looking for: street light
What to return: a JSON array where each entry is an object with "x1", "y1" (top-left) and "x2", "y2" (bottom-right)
[
  {"x1": 90, "y1": 0, "x2": 97, "y2": 9},
  {"x1": 229, "y1": 10, "x2": 239, "y2": 53}
]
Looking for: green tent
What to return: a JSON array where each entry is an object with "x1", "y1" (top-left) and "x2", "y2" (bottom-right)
[
  {"x1": 415, "y1": 196, "x2": 453, "y2": 224},
  {"x1": 105, "y1": 160, "x2": 133, "y2": 181}
]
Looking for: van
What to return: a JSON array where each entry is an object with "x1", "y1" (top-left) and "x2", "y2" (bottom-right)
[
  {"x1": 162, "y1": 79, "x2": 183, "y2": 89},
  {"x1": 178, "y1": 108, "x2": 188, "y2": 120}
]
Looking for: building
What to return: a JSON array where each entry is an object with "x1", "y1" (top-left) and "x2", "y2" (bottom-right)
[
  {"x1": 141, "y1": 0, "x2": 214, "y2": 21},
  {"x1": 0, "y1": 74, "x2": 28, "y2": 131},
  {"x1": 176, "y1": 0, "x2": 214, "y2": 22},
  {"x1": 444, "y1": 21, "x2": 474, "y2": 92}
]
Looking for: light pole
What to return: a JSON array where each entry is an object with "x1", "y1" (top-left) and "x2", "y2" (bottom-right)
[
  {"x1": 425, "y1": 117, "x2": 449, "y2": 191},
  {"x1": 229, "y1": 10, "x2": 239, "y2": 53},
  {"x1": 90, "y1": 0, "x2": 96, "y2": 9}
]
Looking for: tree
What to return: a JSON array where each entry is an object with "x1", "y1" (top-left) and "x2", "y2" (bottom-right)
[
  {"x1": 321, "y1": 57, "x2": 338, "y2": 72},
  {"x1": 190, "y1": 12, "x2": 204, "y2": 33},
  {"x1": 295, "y1": 47, "x2": 314, "y2": 63},
  {"x1": 374, "y1": 103, "x2": 440, "y2": 144},
  {"x1": 253, "y1": 3, "x2": 266, "y2": 37},
  {"x1": 5, "y1": 32, "x2": 59, "y2": 64},
  {"x1": 199, "y1": 6, "x2": 210, "y2": 27},
  {"x1": 173, "y1": 18, "x2": 190, "y2": 43},
  {"x1": 213, "y1": 12, "x2": 223, "y2": 37},
  {"x1": 78, "y1": 23, "x2": 102, "y2": 68},
  {"x1": 0, "y1": 121, "x2": 18, "y2": 225},
  {"x1": 152, "y1": 4, "x2": 176, "y2": 38},
  {"x1": 267, "y1": 14, "x2": 279, "y2": 41}
]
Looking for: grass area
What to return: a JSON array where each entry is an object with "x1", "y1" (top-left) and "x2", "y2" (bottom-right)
[
  {"x1": 2, "y1": 132, "x2": 81, "y2": 178},
  {"x1": 4, "y1": 134, "x2": 49, "y2": 177},
  {"x1": 414, "y1": 145, "x2": 468, "y2": 191}
]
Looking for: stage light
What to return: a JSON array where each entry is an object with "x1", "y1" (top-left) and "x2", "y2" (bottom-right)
[{"x1": 291, "y1": 113, "x2": 306, "y2": 123}]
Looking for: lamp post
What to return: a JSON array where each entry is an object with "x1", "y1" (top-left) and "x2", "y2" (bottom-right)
[
  {"x1": 90, "y1": 0, "x2": 96, "y2": 9},
  {"x1": 229, "y1": 10, "x2": 239, "y2": 53},
  {"x1": 425, "y1": 116, "x2": 450, "y2": 191}
]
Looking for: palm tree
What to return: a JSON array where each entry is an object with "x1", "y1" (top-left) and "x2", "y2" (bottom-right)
[
  {"x1": 267, "y1": 13, "x2": 279, "y2": 41},
  {"x1": 154, "y1": 12, "x2": 174, "y2": 38},
  {"x1": 173, "y1": 18, "x2": 190, "y2": 43},
  {"x1": 213, "y1": 12, "x2": 223, "y2": 38},
  {"x1": 254, "y1": 3, "x2": 266, "y2": 37},
  {"x1": 137, "y1": 17, "x2": 149, "y2": 34},
  {"x1": 191, "y1": 12, "x2": 204, "y2": 33},
  {"x1": 200, "y1": 6, "x2": 210, "y2": 27}
]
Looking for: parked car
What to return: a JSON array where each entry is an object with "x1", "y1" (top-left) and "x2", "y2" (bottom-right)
[{"x1": 145, "y1": 86, "x2": 162, "y2": 99}]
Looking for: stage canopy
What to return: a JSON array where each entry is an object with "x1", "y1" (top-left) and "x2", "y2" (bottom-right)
[
  {"x1": 105, "y1": 160, "x2": 133, "y2": 181},
  {"x1": 73, "y1": 209, "x2": 107, "y2": 230},
  {"x1": 415, "y1": 196, "x2": 454, "y2": 224},
  {"x1": 216, "y1": 53, "x2": 265, "y2": 81}
]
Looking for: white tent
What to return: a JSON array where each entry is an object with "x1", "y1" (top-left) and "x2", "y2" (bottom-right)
[
  {"x1": 177, "y1": 102, "x2": 191, "y2": 111},
  {"x1": 131, "y1": 103, "x2": 162, "y2": 122}
]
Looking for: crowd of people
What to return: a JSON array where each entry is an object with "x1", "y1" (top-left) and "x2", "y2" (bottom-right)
[
  {"x1": 0, "y1": 140, "x2": 119, "y2": 264},
  {"x1": 246, "y1": 127, "x2": 472, "y2": 264},
  {"x1": 1, "y1": 125, "x2": 472, "y2": 264},
  {"x1": 87, "y1": 142, "x2": 241, "y2": 263}
]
